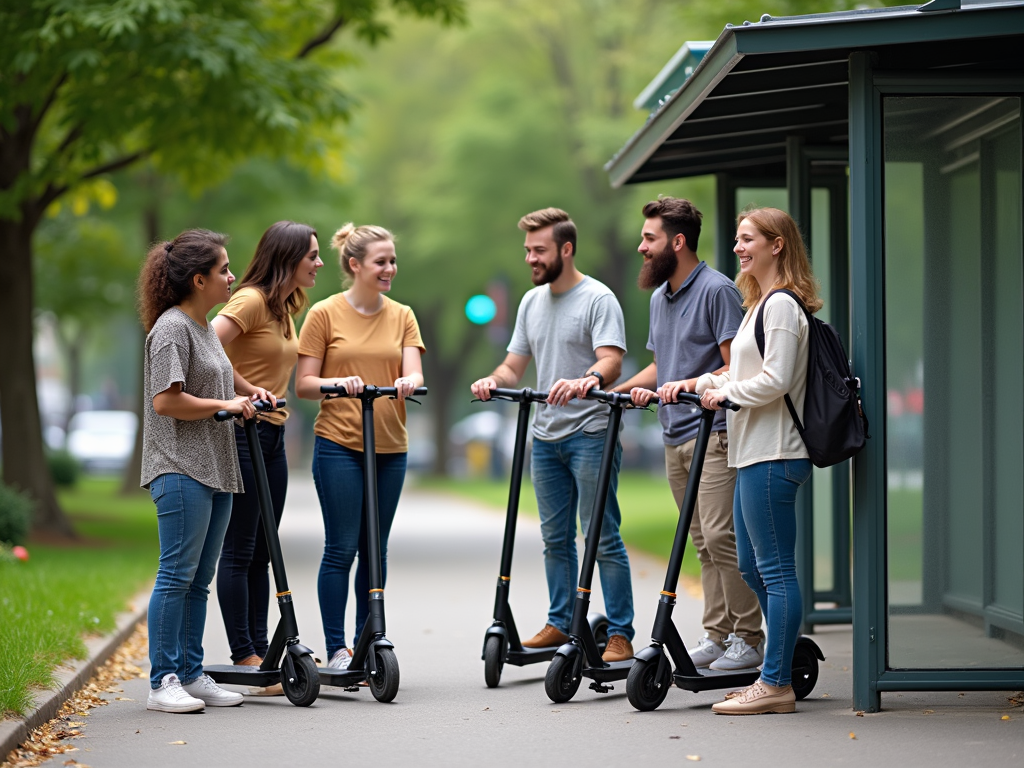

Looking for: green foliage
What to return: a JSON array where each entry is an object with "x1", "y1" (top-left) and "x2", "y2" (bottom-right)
[
  {"x1": 0, "y1": 482, "x2": 34, "y2": 546},
  {"x1": 47, "y1": 450, "x2": 80, "y2": 488}
]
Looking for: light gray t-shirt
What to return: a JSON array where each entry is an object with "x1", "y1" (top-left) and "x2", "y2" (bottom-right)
[
  {"x1": 141, "y1": 307, "x2": 243, "y2": 492},
  {"x1": 507, "y1": 276, "x2": 627, "y2": 442},
  {"x1": 646, "y1": 261, "x2": 743, "y2": 445}
]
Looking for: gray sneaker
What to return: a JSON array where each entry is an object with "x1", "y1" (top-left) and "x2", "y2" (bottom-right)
[
  {"x1": 686, "y1": 633, "x2": 726, "y2": 668},
  {"x1": 709, "y1": 633, "x2": 764, "y2": 671}
]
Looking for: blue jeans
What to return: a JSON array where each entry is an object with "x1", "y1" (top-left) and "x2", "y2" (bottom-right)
[
  {"x1": 733, "y1": 459, "x2": 812, "y2": 687},
  {"x1": 216, "y1": 422, "x2": 288, "y2": 662},
  {"x1": 313, "y1": 437, "x2": 407, "y2": 656},
  {"x1": 148, "y1": 473, "x2": 232, "y2": 689},
  {"x1": 530, "y1": 430, "x2": 634, "y2": 640}
]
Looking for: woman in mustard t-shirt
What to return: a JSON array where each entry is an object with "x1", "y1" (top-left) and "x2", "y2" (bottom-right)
[
  {"x1": 295, "y1": 222, "x2": 425, "y2": 670},
  {"x1": 211, "y1": 221, "x2": 323, "y2": 676}
]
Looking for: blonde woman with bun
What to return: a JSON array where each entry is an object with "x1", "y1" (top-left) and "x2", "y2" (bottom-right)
[
  {"x1": 295, "y1": 223, "x2": 425, "y2": 670},
  {"x1": 696, "y1": 207, "x2": 821, "y2": 716}
]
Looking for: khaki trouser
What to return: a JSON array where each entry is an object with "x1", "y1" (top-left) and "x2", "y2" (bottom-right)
[{"x1": 665, "y1": 432, "x2": 764, "y2": 646}]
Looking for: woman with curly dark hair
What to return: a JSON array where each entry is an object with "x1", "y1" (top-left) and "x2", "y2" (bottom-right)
[
  {"x1": 138, "y1": 228, "x2": 257, "y2": 714},
  {"x1": 210, "y1": 222, "x2": 323, "y2": 692}
]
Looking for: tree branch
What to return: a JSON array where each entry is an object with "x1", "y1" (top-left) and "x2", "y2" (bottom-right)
[
  {"x1": 296, "y1": 15, "x2": 347, "y2": 59},
  {"x1": 36, "y1": 148, "x2": 151, "y2": 213},
  {"x1": 31, "y1": 71, "x2": 68, "y2": 134}
]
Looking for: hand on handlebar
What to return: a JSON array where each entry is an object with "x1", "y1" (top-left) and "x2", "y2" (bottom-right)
[
  {"x1": 657, "y1": 378, "x2": 696, "y2": 404},
  {"x1": 629, "y1": 387, "x2": 658, "y2": 408},
  {"x1": 547, "y1": 377, "x2": 586, "y2": 406},
  {"x1": 470, "y1": 377, "x2": 498, "y2": 401},
  {"x1": 333, "y1": 376, "x2": 365, "y2": 397},
  {"x1": 700, "y1": 388, "x2": 728, "y2": 411},
  {"x1": 394, "y1": 376, "x2": 416, "y2": 401},
  {"x1": 250, "y1": 388, "x2": 277, "y2": 408},
  {"x1": 223, "y1": 395, "x2": 257, "y2": 420}
]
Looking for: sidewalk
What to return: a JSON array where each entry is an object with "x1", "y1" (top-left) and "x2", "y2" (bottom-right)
[{"x1": 12, "y1": 477, "x2": 1021, "y2": 767}]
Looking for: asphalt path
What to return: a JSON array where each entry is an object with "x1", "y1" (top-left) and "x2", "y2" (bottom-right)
[{"x1": 64, "y1": 477, "x2": 1020, "y2": 767}]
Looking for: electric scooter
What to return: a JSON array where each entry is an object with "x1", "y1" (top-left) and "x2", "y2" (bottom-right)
[
  {"x1": 474, "y1": 388, "x2": 609, "y2": 688},
  {"x1": 543, "y1": 389, "x2": 641, "y2": 703},
  {"x1": 625, "y1": 392, "x2": 824, "y2": 711},
  {"x1": 315, "y1": 384, "x2": 427, "y2": 703},
  {"x1": 205, "y1": 398, "x2": 321, "y2": 707}
]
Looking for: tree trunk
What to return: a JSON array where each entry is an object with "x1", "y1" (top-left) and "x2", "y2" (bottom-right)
[
  {"x1": 0, "y1": 214, "x2": 75, "y2": 537},
  {"x1": 120, "y1": 183, "x2": 160, "y2": 495}
]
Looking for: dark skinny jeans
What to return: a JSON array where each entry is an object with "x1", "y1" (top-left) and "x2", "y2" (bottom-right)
[{"x1": 216, "y1": 421, "x2": 287, "y2": 662}]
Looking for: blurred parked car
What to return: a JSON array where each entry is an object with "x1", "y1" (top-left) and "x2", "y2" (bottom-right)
[{"x1": 66, "y1": 410, "x2": 137, "y2": 473}]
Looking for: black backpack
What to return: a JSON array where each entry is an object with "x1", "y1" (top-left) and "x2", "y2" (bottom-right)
[{"x1": 754, "y1": 289, "x2": 868, "y2": 468}]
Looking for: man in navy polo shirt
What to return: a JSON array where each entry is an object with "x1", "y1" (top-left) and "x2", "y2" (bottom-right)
[{"x1": 613, "y1": 197, "x2": 764, "y2": 671}]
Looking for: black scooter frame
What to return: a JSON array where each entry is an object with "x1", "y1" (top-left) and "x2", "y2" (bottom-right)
[
  {"x1": 544, "y1": 389, "x2": 640, "y2": 703},
  {"x1": 204, "y1": 399, "x2": 321, "y2": 707},
  {"x1": 626, "y1": 392, "x2": 824, "y2": 711},
  {"x1": 475, "y1": 388, "x2": 610, "y2": 688},
  {"x1": 315, "y1": 384, "x2": 427, "y2": 703}
]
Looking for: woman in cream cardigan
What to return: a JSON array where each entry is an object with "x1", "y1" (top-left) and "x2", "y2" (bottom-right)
[{"x1": 697, "y1": 207, "x2": 821, "y2": 716}]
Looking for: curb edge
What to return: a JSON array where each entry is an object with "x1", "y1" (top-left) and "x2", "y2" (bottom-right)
[{"x1": 0, "y1": 587, "x2": 151, "y2": 763}]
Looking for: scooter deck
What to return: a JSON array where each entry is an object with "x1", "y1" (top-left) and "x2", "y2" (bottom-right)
[
  {"x1": 316, "y1": 667, "x2": 369, "y2": 687},
  {"x1": 585, "y1": 658, "x2": 634, "y2": 683},
  {"x1": 673, "y1": 667, "x2": 760, "y2": 693},
  {"x1": 203, "y1": 664, "x2": 281, "y2": 687},
  {"x1": 506, "y1": 646, "x2": 559, "y2": 666}
]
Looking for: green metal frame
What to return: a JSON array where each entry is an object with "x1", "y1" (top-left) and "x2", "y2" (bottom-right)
[{"x1": 850, "y1": 60, "x2": 1024, "y2": 712}]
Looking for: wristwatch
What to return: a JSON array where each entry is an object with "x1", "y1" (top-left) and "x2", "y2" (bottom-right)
[{"x1": 584, "y1": 370, "x2": 605, "y2": 388}]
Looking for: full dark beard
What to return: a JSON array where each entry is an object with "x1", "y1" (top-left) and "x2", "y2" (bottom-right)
[
  {"x1": 532, "y1": 254, "x2": 564, "y2": 286},
  {"x1": 637, "y1": 245, "x2": 678, "y2": 290}
]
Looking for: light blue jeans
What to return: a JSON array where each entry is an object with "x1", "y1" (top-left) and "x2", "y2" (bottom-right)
[
  {"x1": 733, "y1": 459, "x2": 812, "y2": 687},
  {"x1": 148, "y1": 473, "x2": 232, "y2": 689},
  {"x1": 530, "y1": 430, "x2": 634, "y2": 641}
]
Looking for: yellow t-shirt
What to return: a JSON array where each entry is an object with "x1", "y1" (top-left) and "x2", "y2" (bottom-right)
[
  {"x1": 298, "y1": 293, "x2": 425, "y2": 453},
  {"x1": 218, "y1": 286, "x2": 299, "y2": 426}
]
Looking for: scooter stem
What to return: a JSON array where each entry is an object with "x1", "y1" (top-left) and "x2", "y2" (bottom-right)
[
  {"x1": 361, "y1": 392, "x2": 385, "y2": 600},
  {"x1": 576, "y1": 400, "x2": 624, "y2": 593}
]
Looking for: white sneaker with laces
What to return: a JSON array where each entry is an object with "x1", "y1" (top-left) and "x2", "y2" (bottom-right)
[
  {"x1": 709, "y1": 633, "x2": 764, "y2": 671},
  {"x1": 327, "y1": 647, "x2": 353, "y2": 670},
  {"x1": 182, "y1": 673, "x2": 244, "y2": 707},
  {"x1": 147, "y1": 673, "x2": 205, "y2": 713},
  {"x1": 686, "y1": 633, "x2": 726, "y2": 668}
]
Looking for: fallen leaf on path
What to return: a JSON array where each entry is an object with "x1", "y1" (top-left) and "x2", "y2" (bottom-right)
[
  {"x1": 685, "y1": 756, "x2": 701, "y2": 762},
  {"x1": 669, "y1": 735, "x2": 680, "y2": 739},
  {"x1": 849, "y1": 732, "x2": 856, "y2": 739},
  {"x1": 1001, "y1": 715, "x2": 1010, "y2": 720},
  {"x1": 168, "y1": 741, "x2": 187, "y2": 745},
  {"x1": 855, "y1": 711, "x2": 864, "y2": 717},
  {"x1": 922, "y1": 710, "x2": 934, "y2": 715},
  {"x1": 114, "y1": 697, "x2": 133, "y2": 701},
  {"x1": 482, "y1": 707, "x2": 490, "y2": 711},
  {"x1": 821, "y1": 693, "x2": 830, "y2": 698}
]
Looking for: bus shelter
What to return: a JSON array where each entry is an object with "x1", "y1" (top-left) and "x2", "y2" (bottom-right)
[{"x1": 606, "y1": 0, "x2": 1024, "y2": 712}]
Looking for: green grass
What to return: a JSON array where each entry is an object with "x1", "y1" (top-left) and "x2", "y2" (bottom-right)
[
  {"x1": 0, "y1": 479, "x2": 157, "y2": 718},
  {"x1": 413, "y1": 470, "x2": 702, "y2": 579}
]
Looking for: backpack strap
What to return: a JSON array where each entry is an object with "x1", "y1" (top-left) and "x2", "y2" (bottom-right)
[{"x1": 753, "y1": 289, "x2": 806, "y2": 433}]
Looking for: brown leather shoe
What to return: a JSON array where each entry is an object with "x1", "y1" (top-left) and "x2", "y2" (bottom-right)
[
  {"x1": 712, "y1": 680, "x2": 795, "y2": 715},
  {"x1": 601, "y1": 634, "x2": 634, "y2": 662},
  {"x1": 522, "y1": 624, "x2": 569, "y2": 648},
  {"x1": 237, "y1": 655, "x2": 262, "y2": 667}
]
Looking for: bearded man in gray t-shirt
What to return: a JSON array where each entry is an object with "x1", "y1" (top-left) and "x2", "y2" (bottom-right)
[{"x1": 470, "y1": 207, "x2": 635, "y2": 662}]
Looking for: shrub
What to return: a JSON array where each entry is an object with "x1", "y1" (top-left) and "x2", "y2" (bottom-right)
[
  {"x1": 0, "y1": 482, "x2": 33, "y2": 546},
  {"x1": 47, "y1": 449, "x2": 80, "y2": 488}
]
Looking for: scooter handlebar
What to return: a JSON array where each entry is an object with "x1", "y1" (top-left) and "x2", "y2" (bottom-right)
[
  {"x1": 477, "y1": 387, "x2": 550, "y2": 403},
  {"x1": 653, "y1": 391, "x2": 740, "y2": 411},
  {"x1": 586, "y1": 389, "x2": 740, "y2": 411},
  {"x1": 320, "y1": 384, "x2": 428, "y2": 398},
  {"x1": 214, "y1": 398, "x2": 287, "y2": 422}
]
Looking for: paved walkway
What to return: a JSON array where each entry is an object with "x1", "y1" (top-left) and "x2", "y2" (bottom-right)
[{"x1": 60, "y1": 478, "x2": 1020, "y2": 767}]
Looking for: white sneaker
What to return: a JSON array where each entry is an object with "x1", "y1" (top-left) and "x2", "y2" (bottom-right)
[
  {"x1": 182, "y1": 674, "x2": 244, "y2": 707},
  {"x1": 709, "y1": 633, "x2": 764, "y2": 671},
  {"x1": 147, "y1": 673, "x2": 205, "y2": 713},
  {"x1": 686, "y1": 633, "x2": 726, "y2": 668},
  {"x1": 327, "y1": 647, "x2": 352, "y2": 670}
]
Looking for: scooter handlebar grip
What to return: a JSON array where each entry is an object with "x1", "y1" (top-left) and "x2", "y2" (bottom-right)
[
  {"x1": 484, "y1": 387, "x2": 551, "y2": 402},
  {"x1": 214, "y1": 397, "x2": 287, "y2": 422}
]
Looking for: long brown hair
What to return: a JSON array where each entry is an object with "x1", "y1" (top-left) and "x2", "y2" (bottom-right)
[
  {"x1": 137, "y1": 229, "x2": 228, "y2": 333},
  {"x1": 735, "y1": 208, "x2": 823, "y2": 313},
  {"x1": 236, "y1": 221, "x2": 316, "y2": 338}
]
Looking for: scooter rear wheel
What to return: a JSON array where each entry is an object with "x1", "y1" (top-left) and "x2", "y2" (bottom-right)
[
  {"x1": 368, "y1": 648, "x2": 400, "y2": 703},
  {"x1": 790, "y1": 642, "x2": 819, "y2": 701},
  {"x1": 483, "y1": 635, "x2": 505, "y2": 689},
  {"x1": 626, "y1": 656, "x2": 671, "y2": 712},
  {"x1": 281, "y1": 653, "x2": 320, "y2": 707},
  {"x1": 544, "y1": 653, "x2": 581, "y2": 703}
]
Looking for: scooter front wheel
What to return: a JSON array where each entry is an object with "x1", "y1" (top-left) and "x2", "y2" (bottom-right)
[
  {"x1": 282, "y1": 653, "x2": 320, "y2": 707},
  {"x1": 544, "y1": 653, "x2": 581, "y2": 703},
  {"x1": 368, "y1": 648, "x2": 400, "y2": 703},
  {"x1": 483, "y1": 635, "x2": 505, "y2": 688},
  {"x1": 626, "y1": 656, "x2": 671, "y2": 712},
  {"x1": 790, "y1": 642, "x2": 819, "y2": 701}
]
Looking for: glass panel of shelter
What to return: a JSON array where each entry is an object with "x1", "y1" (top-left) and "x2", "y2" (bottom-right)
[{"x1": 883, "y1": 95, "x2": 1024, "y2": 670}]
